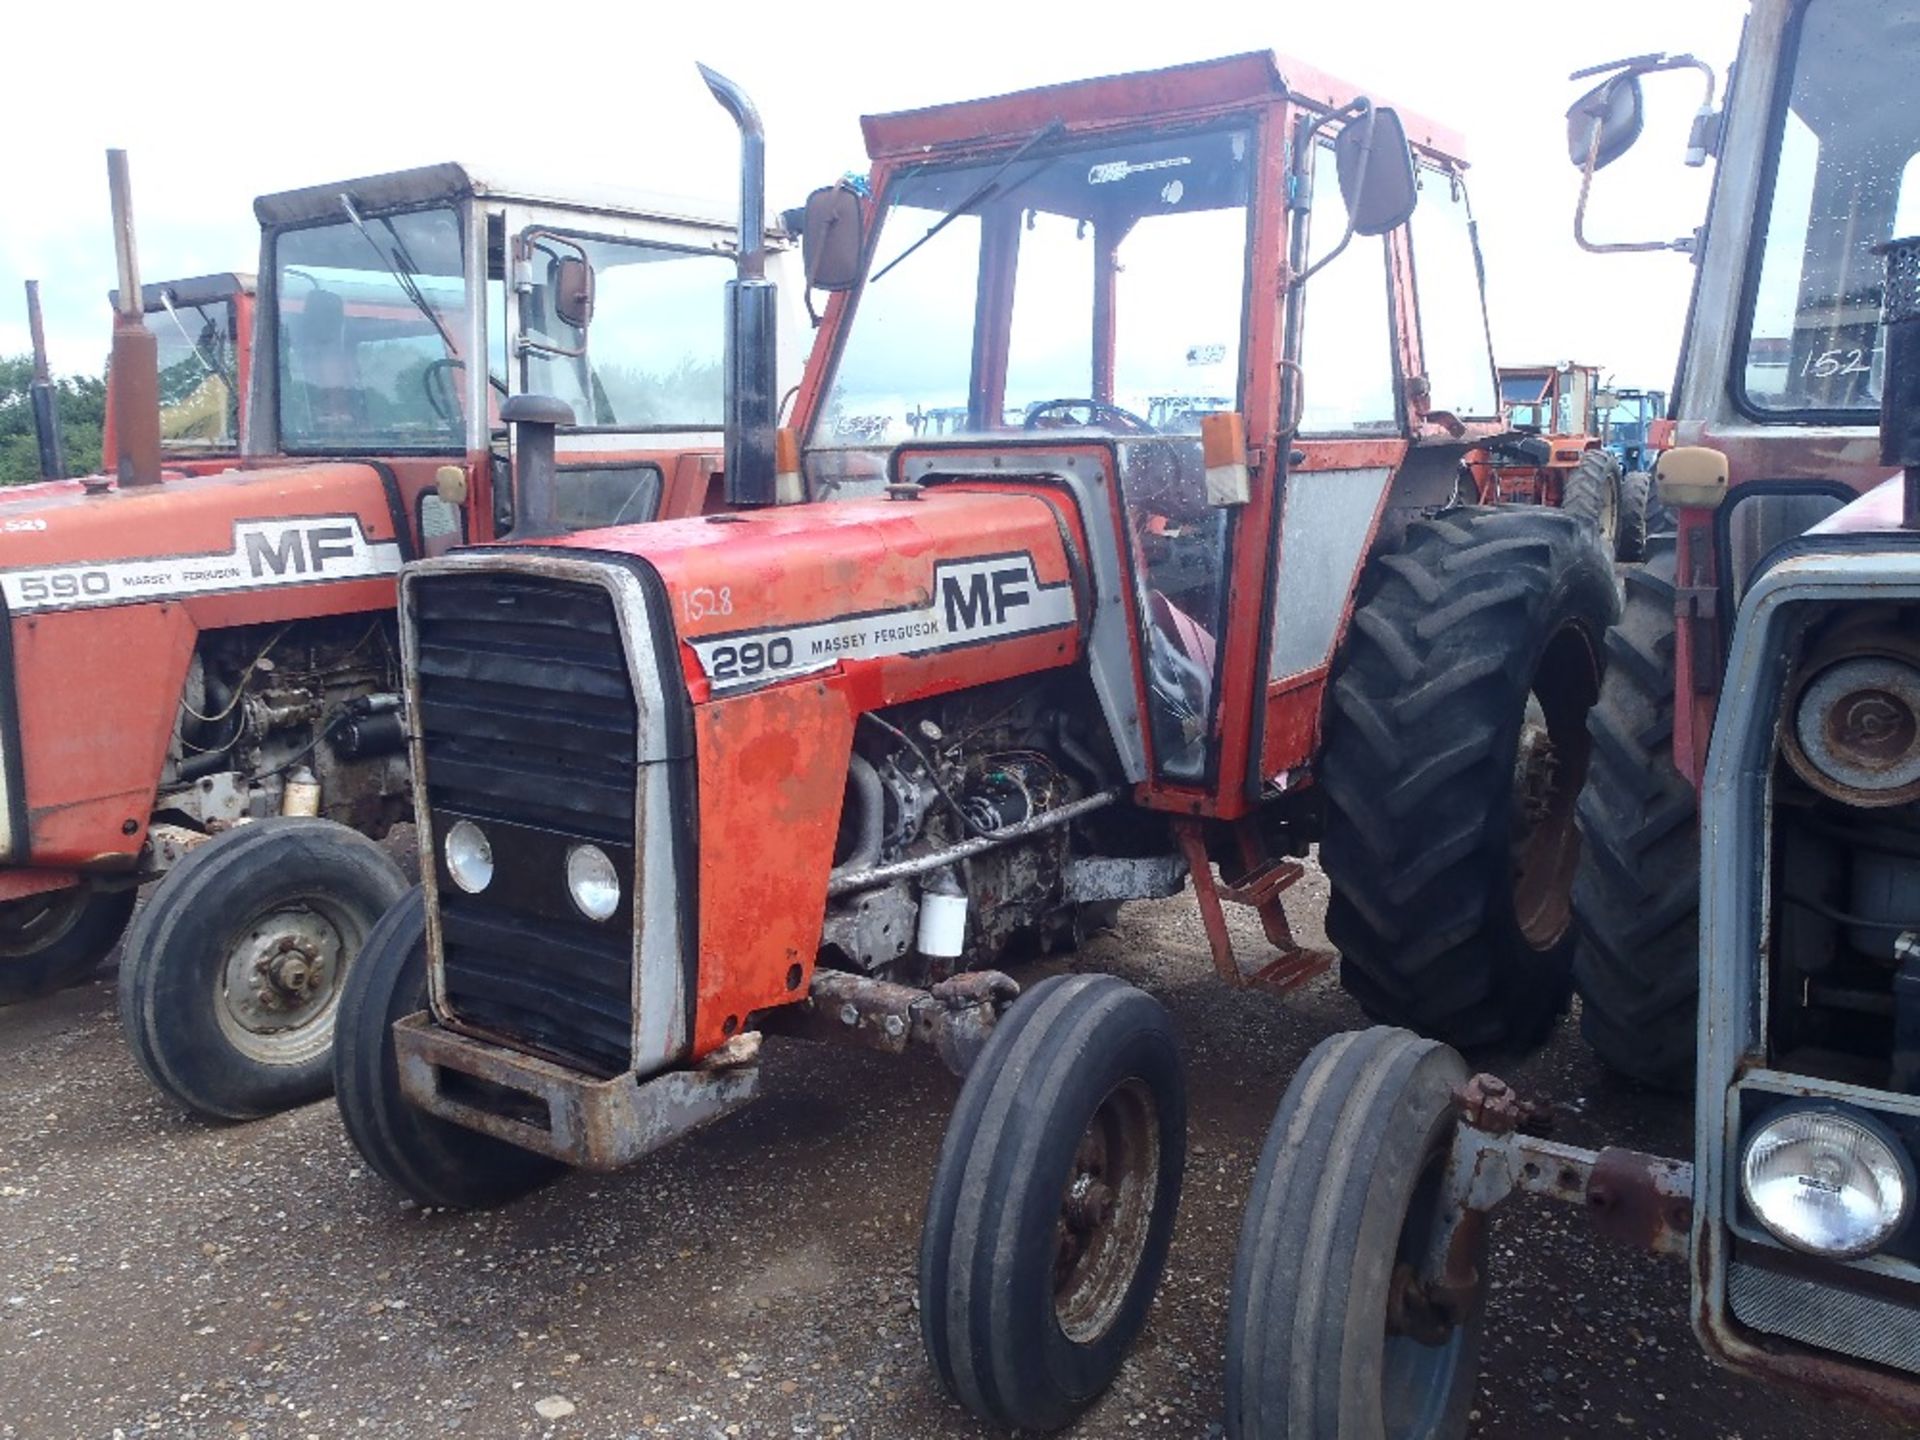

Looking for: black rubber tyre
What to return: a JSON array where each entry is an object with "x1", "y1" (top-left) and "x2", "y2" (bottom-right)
[
  {"x1": 919, "y1": 973, "x2": 1186, "y2": 1433},
  {"x1": 1558, "y1": 448, "x2": 1625, "y2": 555},
  {"x1": 0, "y1": 884, "x2": 137, "y2": 1005},
  {"x1": 1615, "y1": 470, "x2": 1652, "y2": 562},
  {"x1": 1571, "y1": 537, "x2": 1698, "y2": 1090},
  {"x1": 334, "y1": 888, "x2": 565, "y2": 1208},
  {"x1": 1226, "y1": 1027, "x2": 1480, "y2": 1440},
  {"x1": 119, "y1": 818, "x2": 408, "y2": 1121},
  {"x1": 1320, "y1": 506, "x2": 1618, "y2": 1051}
]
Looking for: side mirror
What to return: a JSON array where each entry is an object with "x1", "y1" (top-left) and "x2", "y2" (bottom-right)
[
  {"x1": 553, "y1": 255, "x2": 595, "y2": 330},
  {"x1": 801, "y1": 185, "x2": 865, "y2": 292},
  {"x1": 1567, "y1": 74, "x2": 1644, "y2": 171},
  {"x1": 1335, "y1": 106, "x2": 1418, "y2": 237}
]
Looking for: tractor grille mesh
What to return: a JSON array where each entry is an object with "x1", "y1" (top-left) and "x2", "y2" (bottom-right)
[
  {"x1": 412, "y1": 570, "x2": 637, "y2": 1076},
  {"x1": 1729, "y1": 1260, "x2": 1920, "y2": 1376}
]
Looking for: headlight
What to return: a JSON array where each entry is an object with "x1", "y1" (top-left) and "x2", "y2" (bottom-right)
[
  {"x1": 1787, "y1": 653, "x2": 1920, "y2": 806},
  {"x1": 565, "y1": 844, "x2": 621, "y2": 922},
  {"x1": 444, "y1": 820, "x2": 494, "y2": 895},
  {"x1": 1741, "y1": 1107, "x2": 1913, "y2": 1259}
]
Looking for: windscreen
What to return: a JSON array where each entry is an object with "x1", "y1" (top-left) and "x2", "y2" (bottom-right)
[{"x1": 146, "y1": 298, "x2": 238, "y2": 448}]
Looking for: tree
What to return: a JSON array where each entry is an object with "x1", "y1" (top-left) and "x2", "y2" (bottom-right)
[{"x1": 0, "y1": 356, "x2": 106, "y2": 485}]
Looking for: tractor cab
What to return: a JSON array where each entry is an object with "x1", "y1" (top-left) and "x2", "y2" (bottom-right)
[{"x1": 102, "y1": 273, "x2": 255, "y2": 467}]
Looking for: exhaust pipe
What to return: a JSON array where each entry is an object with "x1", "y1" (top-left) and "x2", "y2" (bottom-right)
[
  {"x1": 106, "y1": 150, "x2": 162, "y2": 488},
  {"x1": 698, "y1": 63, "x2": 779, "y2": 508},
  {"x1": 23, "y1": 281, "x2": 67, "y2": 480}
]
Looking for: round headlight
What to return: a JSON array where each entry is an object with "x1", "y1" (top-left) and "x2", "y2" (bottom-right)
[
  {"x1": 1741, "y1": 1107, "x2": 1913, "y2": 1259},
  {"x1": 443, "y1": 820, "x2": 494, "y2": 895},
  {"x1": 566, "y1": 844, "x2": 621, "y2": 922},
  {"x1": 1789, "y1": 654, "x2": 1920, "y2": 805}
]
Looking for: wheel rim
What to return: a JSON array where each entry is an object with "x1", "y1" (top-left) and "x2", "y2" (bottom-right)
[
  {"x1": 1380, "y1": 1149, "x2": 1474, "y2": 1439},
  {"x1": 1054, "y1": 1076, "x2": 1160, "y2": 1344},
  {"x1": 0, "y1": 890, "x2": 90, "y2": 961},
  {"x1": 1595, "y1": 471, "x2": 1619, "y2": 549},
  {"x1": 1510, "y1": 624, "x2": 1601, "y2": 950},
  {"x1": 212, "y1": 896, "x2": 360, "y2": 1066}
]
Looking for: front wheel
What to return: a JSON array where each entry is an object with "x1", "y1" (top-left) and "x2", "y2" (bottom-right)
[
  {"x1": 1319, "y1": 506, "x2": 1618, "y2": 1051},
  {"x1": 919, "y1": 974, "x2": 1186, "y2": 1433},
  {"x1": 1226, "y1": 1027, "x2": 1480, "y2": 1440},
  {"x1": 0, "y1": 884, "x2": 137, "y2": 1004},
  {"x1": 334, "y1": 888, "x2": 564, "y2": 1209},
  {"x1": 1559, "y1": 447, "x2": 1624, "y2": 555},
  {"x1": 119, "y1": 818, "x2": 408, "y2": 1120}
]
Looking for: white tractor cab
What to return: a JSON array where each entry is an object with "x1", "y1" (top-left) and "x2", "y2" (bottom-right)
[{"x1": 1222, "y1": 3, "x2": 1920, "y2": 1435}]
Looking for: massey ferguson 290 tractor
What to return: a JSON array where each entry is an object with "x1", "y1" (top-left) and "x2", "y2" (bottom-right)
[
  {"x1": 333, "y1": 55, "x2": 1617, "y2": 1431},
  {"x1": 0, "y1": 155, "x2": 802, "y2": 1126},
  {"x1": 1224, "y1": 4, "x2": 1920, "y2": 1434}
]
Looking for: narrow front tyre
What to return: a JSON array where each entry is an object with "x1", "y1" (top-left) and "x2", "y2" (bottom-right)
[
  {"x1": 0, "y1": 884, "x2": 136, "y2": 1004},
  {"x1": 919, "y1": 973, "x2": 1186, "y2": 1433},
  {"x1": 119, "y1": 818, "x2": 408, "y2": 1120},
  {"x1": 334, "y1": 888, "x2": 563, "y2": 1209},
  {"x1": 1227, "y1": 1027, "x2": 1479, "y2": 1440}
]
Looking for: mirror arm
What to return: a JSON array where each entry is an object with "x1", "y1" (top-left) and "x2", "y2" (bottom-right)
[
  {"x1": 1570, "y1": 69, "x2": 1709, "y2": 256},
  {"x1": 1287, "y1": 101, "x2": 1374, "y2": 293}
]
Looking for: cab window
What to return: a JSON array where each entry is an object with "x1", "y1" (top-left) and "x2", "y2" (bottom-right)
[
  {"x1": 1408, "y1": 168, "x2": 1498, "y2": 419},
  {"x1": 1296, "y1": 141, "x2": 1398, "y2": 434}
]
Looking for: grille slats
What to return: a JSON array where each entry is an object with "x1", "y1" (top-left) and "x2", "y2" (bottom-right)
[{"x1": 414, "y1": 571, "x2": 640, "y2": 1076}]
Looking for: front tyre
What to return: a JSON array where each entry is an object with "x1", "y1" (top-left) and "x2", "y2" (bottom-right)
[
  {"x1": 0, "y1": 884, "x2": 136, "y2": 1004},
  {"x1": 1320, "y1": 507, "x2": 1617, "y2": 1051},
  {"x1": 1559, "y1": 447, "x2": 1624, "y2": 555},
  {"x1": 1226, "y1": 1027, "x2": 1479, "y2": 1440},
  {"x1": 119, "y1": 818, "x2": 407, "y2": 1120},
  {"x1": 919, "y1": 974, "x2": 1186, "y2": 1433},
  {"x1": 334, "y1": 888, "x2": 564, "y2": 1209}
]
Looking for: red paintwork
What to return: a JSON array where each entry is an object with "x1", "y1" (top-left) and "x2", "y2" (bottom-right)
[{"x1": 1811, "y1": 474, "x2": 1908, "y2": 533}]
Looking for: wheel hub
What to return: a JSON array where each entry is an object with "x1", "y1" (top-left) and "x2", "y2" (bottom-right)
[
  {"x1": 1053, "y1": 1078, "x2": 1159, "y2": 1344},
  {"x1": 224, "y1": 908, "x2": 344, "y2": 1034}
]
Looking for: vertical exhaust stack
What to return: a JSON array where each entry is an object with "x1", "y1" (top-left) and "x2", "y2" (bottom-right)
[
  {"x1": 106, "y1": 150, "x2": 162, "y2": 488},
  {"x1": 698, "y1": 64, "x2": 779, "y2": 508},
  {"x1": 23, "y1": 281, "x2": 67, "y2": 480}
]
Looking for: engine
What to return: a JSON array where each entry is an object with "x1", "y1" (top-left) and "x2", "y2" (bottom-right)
[
  {"x1": 1766, "y1": 603, "x2": 1920, "y2": 1089},
  {"x1": 154, "y1": 615, "x2": 409, "y2": 845}
]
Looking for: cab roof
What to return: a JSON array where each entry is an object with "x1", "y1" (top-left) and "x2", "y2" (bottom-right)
[
  {"x1": 108, "y1": 272, "x2": 255, "y2": 312},
  {"x1": 253, "y1": 161, "x2": 784, "y2": 237},
  {"x1": 861, "y1": 51, "x2": 1468, "y2": 168}
]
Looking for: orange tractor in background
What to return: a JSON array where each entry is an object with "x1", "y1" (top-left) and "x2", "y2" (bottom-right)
[
  {"x1": 1467, "y1": 359, "x2": 1648, "y2": 559},
  {"x1": 0, "y1": 152, "x2": 806, "y2": 1129},
  {"x1": 333, "y1": 54, "x2": 1617, "y2": 1433}
]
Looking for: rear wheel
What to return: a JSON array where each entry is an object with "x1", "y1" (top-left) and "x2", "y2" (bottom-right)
[
  {"x1": 1615, "y1": 470, "x2": 1652, "y2": 561},
  {"x1": 1319, "y1": 506, "x2": 1618, "y2": 1051},
  {"x1": 119, "y1": 818, "x2": 408, "y2": 1120},
  {"x1": 1559, "y1": 448, "x2": 1624, "y2": 555},
  {"x1": 334, "y1": 888, "x2": 564, "y2": 1209},
  {"x1": 0, "y1": 884, "x2": 137, "y2": 1005},
  {"x1": 919, "y1": 974, "x2": 1186, "y2": 1433},
  {"x1": 1226, "y1": 1027, "x2": 1479, "y2": 1440},
  {"x1": 1572, "y1": 537, "x2": 1698, "y2": 1089}
]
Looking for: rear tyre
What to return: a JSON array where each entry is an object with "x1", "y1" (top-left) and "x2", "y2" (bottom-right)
[
  {"x1": 1571, "y1": 537, "x2": 1698, "y2": 1089},
  {"x1": 334, "y1": 888, "x2": 564, "y2": 1208},
  {"x1": 919, "y1": 974, "x2": 1186, "y2": 1433},
  {"x1": 119, "y1": 818, "x2": 408, "y2": 1120},
  {"x1": 1615, "y1": 470, "x2": 1652, "y2": 561},
  {"x1": 1558, "y1": 448, "x2": 1624, "y2": 555},
  {"x1": 0, "y1": 884, "x2": 136, "y2": 1004},
  {"x1": 1320, "y1": 506, "x2": 1617, "y2": 1051},
  {"x1": 1226, "y1": 1027, "x2": 1479, "y2": 1440}
]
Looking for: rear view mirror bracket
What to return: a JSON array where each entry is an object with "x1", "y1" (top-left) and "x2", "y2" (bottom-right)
[
  {"x1": 1288, "y1": 100, "x2": 1419, "y2": 294},
  {"x1": 1566, "y1": 53, "x2": 1719, "y2": 255},
  {"x1": 515, "y1": 231, "x2": 596, "y2": 359}
]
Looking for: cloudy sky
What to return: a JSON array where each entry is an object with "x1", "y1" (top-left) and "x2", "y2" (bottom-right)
[{"x1": 3, "y1": 0, "x2": 1744, "y2": 390}]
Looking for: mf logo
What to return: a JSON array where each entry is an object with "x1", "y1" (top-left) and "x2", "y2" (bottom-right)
[
  {"x1": 243, "y1": 523, "x2": 360, "y2": 578},
  {"x1": 941, "y1": 563, "x2": 1033, "y2": 633}
]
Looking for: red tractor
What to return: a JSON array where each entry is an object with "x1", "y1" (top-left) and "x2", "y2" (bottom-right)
[
  {"x1": 1223, "y1": 3, "x2": 1920, "y2": 1433},
  {"x1": 332, "y1": 55, "x2": 1617, "y2": 1432},
  {"x1": 1468, "y1": 360, "x2": 1648, "y2": 560},
  {"x1": 0, "y1": 154, "x2": 804, "y2": 1129}
]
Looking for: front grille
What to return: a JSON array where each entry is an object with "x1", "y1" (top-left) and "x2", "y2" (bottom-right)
[
  {"x1": 412, "y1": 570, "x2": 638, "y2": 1076},
  {"x1": 1730, "y1": 1259, "x2": 1920, "y2": 1376}
]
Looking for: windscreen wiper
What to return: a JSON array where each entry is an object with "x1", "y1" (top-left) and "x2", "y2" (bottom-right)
[
  {"x1": 339, "y1": 195, "x2": 464, "y2": 361},
  {"x1": 156, "y1": 292, "x2": 237, "y2": 395},
  {"x1": 869, "y1": 119, "x2": 1067, "y2": 284}
]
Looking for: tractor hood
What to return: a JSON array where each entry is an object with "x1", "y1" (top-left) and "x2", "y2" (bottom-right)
[
  {"x1": 0, "y1": 461, "x2": 406, "y2": 616},
  {"x1": 541, "y1": 488, "x2": 1084, "y2": 702},
  {"x1": 1809, "y1": 473, "x2": 1913, "y2": 537}
]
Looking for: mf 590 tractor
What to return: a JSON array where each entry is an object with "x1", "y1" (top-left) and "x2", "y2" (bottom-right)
[
  {"x1": 1468, "y1": 360, "x2": 1646, "y2": 560},
  {"x1": 1225, "y1": 4, "x2": 1920, "y2": 1434},
  {"x1": 334, "y1": 55, "x2": 1617, "y2": 1432},
  {"x1": 0, "y1": 154, "x2": 803, "y2": 1127}
]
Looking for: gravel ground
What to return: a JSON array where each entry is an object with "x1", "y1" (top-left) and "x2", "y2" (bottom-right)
[{"x1": 0, "y1": 872, "x2": 1907, "y2": 1440}]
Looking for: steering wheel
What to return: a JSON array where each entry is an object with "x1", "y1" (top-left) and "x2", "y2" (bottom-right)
[
  {"x1": 421, "y1": 358, "x2": 511, "y2": 427},
  {"x1": 1022, "y1": 398, "x2": 1156, "y2": 434}
]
